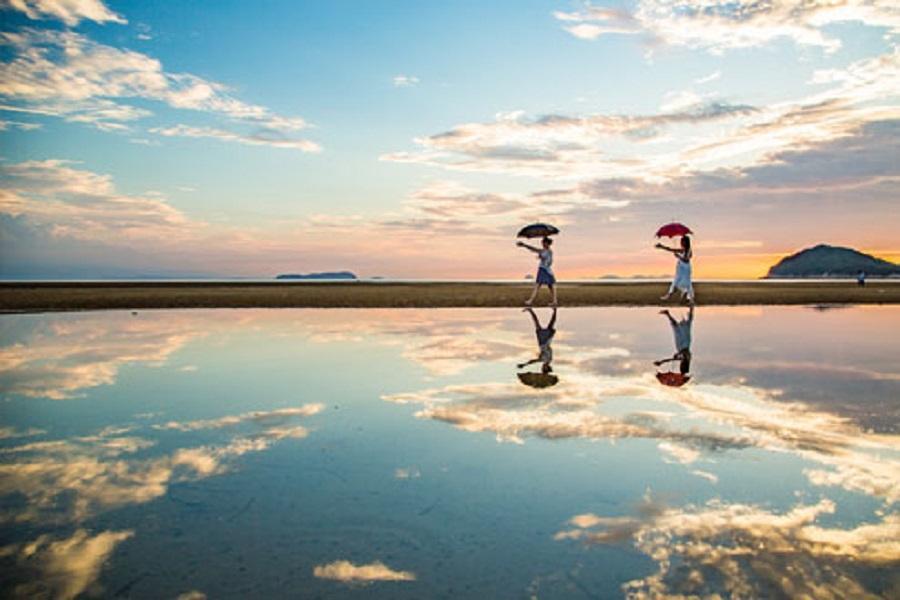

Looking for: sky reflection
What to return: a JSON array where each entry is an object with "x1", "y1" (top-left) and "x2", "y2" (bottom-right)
[{"x1": 1, "y1": 307, "x2": 897, "y2": 597}]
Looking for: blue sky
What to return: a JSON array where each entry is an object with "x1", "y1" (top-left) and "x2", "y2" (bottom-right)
[{"x1": 1, "y1": 0, "x2": 898, "y2": 278}]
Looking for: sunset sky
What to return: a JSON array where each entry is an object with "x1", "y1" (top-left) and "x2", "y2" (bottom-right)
[{"x1": 1, "y1": 0, "x2": 898, "y2": 279}]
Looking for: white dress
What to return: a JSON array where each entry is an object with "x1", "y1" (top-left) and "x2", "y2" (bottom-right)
[{"x1": 669, "y1": 252, "x2": 693, "y2": 298}]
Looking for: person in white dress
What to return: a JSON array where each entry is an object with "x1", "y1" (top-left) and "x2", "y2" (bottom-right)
[{"x1": 656, "y1": 235, "x2": 694, "y2": 305}]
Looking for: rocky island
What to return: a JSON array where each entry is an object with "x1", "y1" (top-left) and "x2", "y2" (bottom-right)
[{"x1": 766, "y1": 245, "x2": 899, "y2": 278}]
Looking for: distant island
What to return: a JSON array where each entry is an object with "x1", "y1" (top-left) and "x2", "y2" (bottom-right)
[
  {"x1": 276, "y1": 271, "x2": 357, "y2": 280},
  {"x1": 766, "y1": 245, "x2": 900, "y2": 278}
]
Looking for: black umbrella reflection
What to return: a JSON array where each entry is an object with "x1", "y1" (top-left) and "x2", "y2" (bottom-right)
[
  {"x1": 517, "y1": 307, "x2": 558, "y2": 388},
  {"x1": 654, "y1": 307, "x2": 694, "y2": 387}
]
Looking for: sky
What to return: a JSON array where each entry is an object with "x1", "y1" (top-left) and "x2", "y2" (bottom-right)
[{"x1": 0, "y1": 0, "x2": 898, "y2": 279}]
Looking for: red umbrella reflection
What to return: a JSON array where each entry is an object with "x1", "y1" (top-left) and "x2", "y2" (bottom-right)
[{"x1": 656, "y1": 372, "x2": 691, "y2": 387}]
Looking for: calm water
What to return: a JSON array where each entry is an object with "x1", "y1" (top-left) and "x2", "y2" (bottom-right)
[{"x1": 1, "y1": 307, "x2": 898, "y2": 599}]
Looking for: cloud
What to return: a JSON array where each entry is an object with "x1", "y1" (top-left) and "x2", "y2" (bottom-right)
[
  {"x1": 0, "y1": 118, "x2": 40, "y2": 130},
  {"x1": 1, "y1": 0, "x2": 125, "y2": 25},
  {"x1": 658, "y1": 441, "x2": 700, "y2": 464},
  {"x1": 0, "y1": 28, "x2": 313, "y2": 141},
  {"x1": 382, "y1": 100, "x2": 757, "y2": 179},
  {"x1": 695, "y1": 70, "x2": 721, "y2": 84},
  {"x1": 1, "y1": 529, "x2": 133, "y2": 600},
  {"x1": 555, "y1": 0, "x2": 900, "y2": 53},
  {"x1": 556, "y1": 497, "x2": 900, "y2": 598},
  {"x1": 0, "y1": 159, "x2": 199, "y2": 244},
  {"x1": 553, "y1": 6, "x2": 641, "y2": 39},
  {"x1": 150, "y1": 124, "x2": 321, "y2": 152},
  {"x1": 392, "y1": 74, "x2": 420, "y2": 87},
  {"x1": 384, "y1": 48, "x2": 899, "y2": 184},
  {"x1": 313, "y1": 560, "x2": 416, "y2": 584}
]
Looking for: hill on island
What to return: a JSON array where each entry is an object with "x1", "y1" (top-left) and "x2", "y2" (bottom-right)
[
  {"x1": 766, "y1": 245, "x2": 899, "y2": 278},
  {"x1": 276, "y1": 271, "x2": 357, "y2": 280}
]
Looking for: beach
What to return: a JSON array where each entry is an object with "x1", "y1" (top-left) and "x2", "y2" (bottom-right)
[{"x1": 2, "y1": 280, "x2": 898, "y2": 312}]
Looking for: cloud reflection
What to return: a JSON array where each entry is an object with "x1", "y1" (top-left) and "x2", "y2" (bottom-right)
[
  {"x1": 0, "y1": 313, "x2": 202, "y2": 400},
  {"x1": 313, "y1": 560, "x2": 416, "y2": 585},
  {"x1": 383, "y1": 308, "x2": 900, "y2": 506},
  {"x1": 556, "y1": 496, "x2": 900, "y2": 598},
  {"x1": 0, "y1": 404, "x2": 323, "y2": 525},
  {"x1": 0, "y1": 528, "x2": 133, "y2": 600}
]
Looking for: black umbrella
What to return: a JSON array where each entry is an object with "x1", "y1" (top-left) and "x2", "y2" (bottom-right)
[
  {"x1": 517, "y1": 372, "x2": 559, "y2": 388},
  {"x1": 517, "y1": 223, "x2": 560, "y2": 239}
]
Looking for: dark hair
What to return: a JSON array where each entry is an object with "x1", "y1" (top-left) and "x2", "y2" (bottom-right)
[
  {"x1": 542, "y1": 237, "x2": 553, "y2": 246},
  {"x1": 681, "y1": 235, "x2": 691, "y2": 250}
]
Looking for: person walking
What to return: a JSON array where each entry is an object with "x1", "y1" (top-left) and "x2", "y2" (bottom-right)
[
  {"x1": 656, "y1": 235, "x2": 694, "y2": 305},
  {"x1": 517, "y1": 237, "x2": 558, "y2": 307}
]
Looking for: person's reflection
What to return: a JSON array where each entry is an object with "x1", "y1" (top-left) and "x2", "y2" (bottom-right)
[
  {"x1": 517, "y1": 307, "x2": 559, "y2": 388},
  {"x1": 654, "y1": 307, "x2": 693, "y2": 387}
]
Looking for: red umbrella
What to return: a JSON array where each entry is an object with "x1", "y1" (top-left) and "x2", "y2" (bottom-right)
[
  {"x1": 656, "y1": 222, "x2": 693, "y2": 238},
  {"x1": 656, "y1": 372, "x2": 690, "y2": 387}
]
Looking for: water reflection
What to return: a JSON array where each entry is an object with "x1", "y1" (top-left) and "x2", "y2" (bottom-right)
[
  {"x1": 654, "y1": 307, "x2": 693, "y2": 387},
  {"x1": 1, "y1": 307, "x2": 898, "y2": 598},
  {"x1": 555, "y1": 494, "x2": 899, "y2": 598},
  {"x1": 517, "y1": 307, "x2": 558, "y2": 388}
]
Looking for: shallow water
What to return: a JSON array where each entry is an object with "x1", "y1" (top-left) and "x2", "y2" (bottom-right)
[{"x1": 1, "y1": 307, "x2": 898, "y2": 599}]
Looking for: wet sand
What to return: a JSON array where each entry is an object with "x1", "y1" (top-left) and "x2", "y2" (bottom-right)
[{"x1": 2, "y1": 281, "x2": 899, "y2": 312}]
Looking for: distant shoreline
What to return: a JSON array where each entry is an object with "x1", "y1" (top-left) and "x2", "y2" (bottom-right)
[{"x1": 2, "y1": 281, "x2": 899, "y2": 312}]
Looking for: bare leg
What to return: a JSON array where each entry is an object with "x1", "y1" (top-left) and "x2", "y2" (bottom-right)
[
  {"x1": 549, "y1": 284, "x2": 558, "y2": 307},
  {"x1": 661, "y1": 281, "x2": 675, "y2": 300},
  {"x1": 525, "y1": 283, "x2": 540, "y2": 306},
  {"x1": 684, "y1": 286, "x2": 695, "y2": 305}
]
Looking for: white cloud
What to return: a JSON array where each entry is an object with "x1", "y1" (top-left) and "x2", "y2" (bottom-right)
[
  {"x1": 0, "y1": 28, "x2": 314, "y2": 144},
  {"x1": 0, "y1": 118, "x2": 40, "y2": 130},
  {"x1": 384, "y1": 49, "x2": 900, "y2": 184},
  {"x1": 555, "y1": 0, "x2": 900, "y2": 54},
  {"x1": 1, "y1": 0, "x2": 125, "y2": 25},
  {"x1": 150, "y1": 124, "x2": 321, "y2": 152},
  {"x1": 553, "y1": 7, "x2": 641, "y2": 39},
  {"x1": 0, "y1": 159, "x2": 198, "y2": 243},
  {"x1": 392, "y1": 74, "x2": 420, "y2": 87},
  {"x1": 382, "y1": 100, "x2": 758, "y2": 180},
  {"x1": 695, "y1": 70, "x2": 721, "y2": 85}
]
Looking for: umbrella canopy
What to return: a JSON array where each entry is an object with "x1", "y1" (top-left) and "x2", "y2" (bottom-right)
[
  {"x1": 518, "y1": 372, "x2": 559, "y2": 388},
  {"x1": 517, "y1": 223, "x2": 560, "y2": 239},
  {"x1": 656, "y1": 372, "x2": 690, "y2": 387},
  {"x1": 655, "y1": 222, "x2": 693, "y2": 238}
]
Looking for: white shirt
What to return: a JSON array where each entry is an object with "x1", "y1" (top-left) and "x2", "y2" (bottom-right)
[{"x1": 539, "y1": 249, "x2": 554, "y2": 275}]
